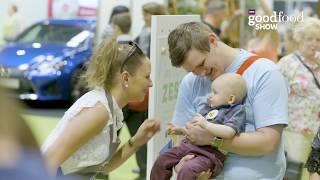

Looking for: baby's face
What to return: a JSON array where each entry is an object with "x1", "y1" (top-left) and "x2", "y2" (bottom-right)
[{"x1": 207, "y1": 80, "x2": 230, "y2": 108}]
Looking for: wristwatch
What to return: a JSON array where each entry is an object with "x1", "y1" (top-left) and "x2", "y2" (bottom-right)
[{"x1": 211, "y1": 137, "x2": 223, "y2": 148}]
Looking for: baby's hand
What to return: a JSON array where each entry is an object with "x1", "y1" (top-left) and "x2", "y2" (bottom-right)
[
  {"x1": 191, "y1": 113, "x2": 208, "y2": 128},
  {"x1": 167, "y1": 122, "x2": 175, "y2": 134},
  {"x1": 167, "y1": 123, "x2": 187, "y2": 135}
]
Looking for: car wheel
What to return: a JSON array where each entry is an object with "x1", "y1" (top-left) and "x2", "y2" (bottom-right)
[{"x1": 70, "y1": 68, "x2": 87, "y2": 102}]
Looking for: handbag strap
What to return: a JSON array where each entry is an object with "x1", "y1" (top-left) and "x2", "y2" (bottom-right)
[
  {"x1": 294, "y1": 53, "x2": 320, "y2": 90},
  {"x1": 105, "y1": 89, "x2": 114, "y2": 117}
]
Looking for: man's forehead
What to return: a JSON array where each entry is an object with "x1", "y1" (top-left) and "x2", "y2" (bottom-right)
[{"x1": 186, "y1": 49, "x2": 205, "y2": 62}]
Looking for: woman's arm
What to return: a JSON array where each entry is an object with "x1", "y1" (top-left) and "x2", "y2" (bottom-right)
[
  {"x1": 102, "y1": 137, "x2": 139, "y2": 174},
  {"x1": 103, "y1": 119, "x2": 160, "y2": 174},
  {"x1": 43, "y1": 102, "x2": 109, "y2": 173}
]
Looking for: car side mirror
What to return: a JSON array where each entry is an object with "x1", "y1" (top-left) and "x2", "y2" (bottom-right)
[{"x1": 4, "y1": 37, "x2": 15, "y2": 43}]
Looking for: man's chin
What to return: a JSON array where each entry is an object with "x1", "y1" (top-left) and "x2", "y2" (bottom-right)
[
  {"x1": 208, "y1": 72, "x2": 223, "y2": 81},
  {"x1": 207, "y1": 75, "x2": 217, "y2": 81}
]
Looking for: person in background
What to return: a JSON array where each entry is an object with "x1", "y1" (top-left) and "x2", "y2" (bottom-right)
[
  {"x1": 151, "y1": 73, "x2": 247, "y2": 180},
  {"x1": 281, "y1": 27, "x2": 298, "y2": 57},
  {"x1": 306, "y1": 127, "x2": 320, "y2": 180},
  {"x1": 246, "y1": 0, "x2": 280, "y2": 62},
  {"x1": 42, "y1": 39, "x2": 160, "y2": 179},
  {"x1": 2, "y1": 4, "x2": 24, "y2": 43},
  {"x1": 278, "y1": 17, "x2": 320, "y2": 179},
  {"x1": 102, "y1": 5, "x2": 129, "y2": 40},
  {"x1": 317, "y1": 0, "x2": 320, "y2": 18},
  {"x1": 0, "y1": 87, "x2": 55, "y2": 180},
  {"x1": 112, "y1": 12, "x2": 131, "y2": 43},
  {"x1": 135, "y1": 2, "x2": 167, "y2": 57},
  {"x1": 202, "y1": 0, "x2": 227, "y2": 37},
  {"x1": 219, "y1": 0, "x2": 242, "y2": 48},
  {"x1": 167, "y1": 21, "x2": 288, "y2": 180}
]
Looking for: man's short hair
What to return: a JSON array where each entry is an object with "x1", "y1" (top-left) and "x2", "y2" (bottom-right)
[
  {"x1": 109, "y1": 5, "x2": 129, "y2": 24},
  {"x1": 168, "y1": 22, "x2": 212, "y2": 67},
  {"x1": 143, "y1": 2, "x2": 167, "y2": 15},
  {"x1": 112, "y1": 12, "x2": 131, "y2": 34},
  {"x1": 207, "y1": 0, "x2": 226, "y2": 14}
]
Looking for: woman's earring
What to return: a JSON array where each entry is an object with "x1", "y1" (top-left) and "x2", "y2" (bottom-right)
[{"x1": 125, "y1": 84, "x2": 129, "y2": 88}]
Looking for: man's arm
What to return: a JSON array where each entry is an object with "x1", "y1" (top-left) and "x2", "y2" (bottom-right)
[
  {"x1": 222, "y1": 124, "x2": 284, "y2": 155},
  {"x1": 185, "y1": 123, "x2": 284, "y2": 156}
]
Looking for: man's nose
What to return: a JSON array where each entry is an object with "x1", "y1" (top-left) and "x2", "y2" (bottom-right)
[{"x1": 192, "y1": 68, "x2": 207, "y2": 77}]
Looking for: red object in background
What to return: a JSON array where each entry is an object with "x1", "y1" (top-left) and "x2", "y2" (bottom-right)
[
  {"x1": 47, "y1": 0, "x2": 97, "y2": 18},
  {"x1": 127, "y1": 92, "x2": 149, "y2": 112},
  {"x1": 78, "y1": 6, "x2": 97, "y2": 17},
  {"x1": 48, "y1": 0, "x2": 53, "y2": 18}
]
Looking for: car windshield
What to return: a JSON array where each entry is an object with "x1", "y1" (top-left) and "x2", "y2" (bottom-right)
[{"x1": 15, "y1": 23, "x2": 86, "y2": 44}]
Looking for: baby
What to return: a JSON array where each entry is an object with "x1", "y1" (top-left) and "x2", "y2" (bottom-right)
[{"x1": 150, "y1": 73, "x2": 247, "y2": 180}]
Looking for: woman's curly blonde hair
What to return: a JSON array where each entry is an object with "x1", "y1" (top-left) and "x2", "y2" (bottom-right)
[{"x1": 293, "y1": 17, "x2": 320, "y2": 43}]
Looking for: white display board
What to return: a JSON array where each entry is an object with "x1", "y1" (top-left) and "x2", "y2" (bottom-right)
[{"x1": 147, "y1": 15, "x2": 200, "y2": 179}]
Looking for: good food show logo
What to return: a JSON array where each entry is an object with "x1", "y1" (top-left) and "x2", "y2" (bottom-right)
[{"x1": 247, "y1": 9, "x2": 304, "y2": 30}]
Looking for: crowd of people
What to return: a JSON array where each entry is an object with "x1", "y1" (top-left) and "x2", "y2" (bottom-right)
[{"x1": 1, "y1": 0, "x2": 320, "y2": 180}]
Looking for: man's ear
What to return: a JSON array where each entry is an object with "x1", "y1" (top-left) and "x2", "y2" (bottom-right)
[
  {"x1": 228, "y1": 95, "x2": 236, "y2": 104},
  {"x1": 208, "y1": 32, "x2": 218, "y2": 45}
]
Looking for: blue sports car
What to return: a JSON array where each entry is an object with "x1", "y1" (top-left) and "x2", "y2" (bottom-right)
[{"x1": 0, "y1": 19, "x2": 96, "y2": 102}]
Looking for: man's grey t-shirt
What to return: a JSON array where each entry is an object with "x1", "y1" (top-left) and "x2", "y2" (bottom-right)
[{"x1": 173, "y1": 50, "x2": 288, "y2": 180}]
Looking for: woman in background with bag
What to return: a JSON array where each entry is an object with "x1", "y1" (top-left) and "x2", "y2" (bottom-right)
[
  {"x1": 42, "y1": 38, "x2": 160, "y2": 179},
  {"x1": 278, "y1": 17, "x2": 320, "y2": 179},
  {"x1": 306, "y1": 127, "x2": 320, "y2": 180}
]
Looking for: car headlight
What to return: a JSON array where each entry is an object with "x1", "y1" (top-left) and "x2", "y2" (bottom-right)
[{"x1": 36, "y1": 60, "x2": 67, "y2": 73}]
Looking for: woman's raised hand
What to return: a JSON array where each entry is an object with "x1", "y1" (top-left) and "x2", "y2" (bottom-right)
[{"x1": 132, "y1": 119, "x2": 161, "y2": 147}]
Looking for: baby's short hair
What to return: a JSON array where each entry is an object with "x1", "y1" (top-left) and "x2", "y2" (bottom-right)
[{"x1": 213, "y1": 73, "x2": 247, "y2": 103}]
